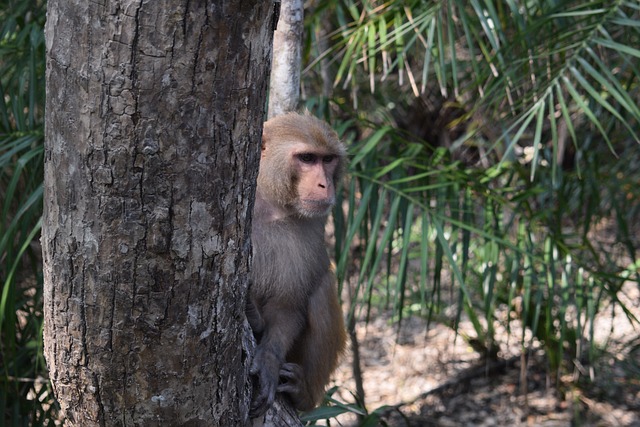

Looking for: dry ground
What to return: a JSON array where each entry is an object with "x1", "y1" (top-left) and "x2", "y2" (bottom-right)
[{"x1": 327, "y1": 282, "x2": 640, "y2": 427}]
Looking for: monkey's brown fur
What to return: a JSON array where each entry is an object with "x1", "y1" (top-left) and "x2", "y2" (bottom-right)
[{"x1": 248, "y1": 113, "x2": 347, "y2": 417}]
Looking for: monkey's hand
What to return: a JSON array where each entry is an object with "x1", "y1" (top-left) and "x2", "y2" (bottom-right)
[
  {"x1": 278, "y1": 362, "x2": 314, "y2": 411},
  {"x1": 249, "y1": 347, "x2": 282, "y2": 418}
]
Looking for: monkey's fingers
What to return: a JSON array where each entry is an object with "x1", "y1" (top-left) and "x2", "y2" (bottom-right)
[
  {"x1": 278, "y1": 362, "x2": 313, "y2": 410},
  {"x1": 249, "y1": 393, "x2": 270, "y2": 418},
  {"x1": 278, "y1": 362, "x2": 303, "y2": 381},
  {"x1": 249, "y1": 368, "x2": 277, "y2": 418},
  {"x1": 277, "y1": 362, "x2": 303, "y2": 392},
  {"x1": 249, "y1": 351, "x2": 280, "y2": 418}
]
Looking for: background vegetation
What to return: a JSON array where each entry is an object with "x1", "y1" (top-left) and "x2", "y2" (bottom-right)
[
  {"x1": 304, "y1": 0, "x2": 640, "y2": 424},
  {"x1": 1, "y1": 0, "x2": 638, "y2": 425},
  {"x1": 1, "y1": 0, "x2": 51, "y2": 425}
]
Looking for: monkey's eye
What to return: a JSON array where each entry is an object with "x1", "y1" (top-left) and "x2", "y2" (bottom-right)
[
  {"x1": 322, "y1": 155, "x2": 337, "y2": 164},
  {"x1": 298, "y1": 153, "x2": 318, "y2": 164}
]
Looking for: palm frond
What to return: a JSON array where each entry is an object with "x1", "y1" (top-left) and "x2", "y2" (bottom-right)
[{"x1": 317, "y1": 0, "x2": 639, "y2": 159}]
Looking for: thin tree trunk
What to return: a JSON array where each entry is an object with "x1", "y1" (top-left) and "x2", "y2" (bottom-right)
[
  {"x1": 267, "y1": 0, "x2": 304, "y2": 118},
  {"x1": 347, "y1": 314, "x2": 366, "y2": 418},
  {"x1": 43, "y1": 1, "x2": 274, "y2": 425}
]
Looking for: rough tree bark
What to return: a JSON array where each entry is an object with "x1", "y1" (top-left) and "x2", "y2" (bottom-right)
[
  {"x1": 42, "y1": 1, "x2": 284, "y2": 425},
  {"x1": 267, "y1": 0, "x2": 304, "y2": 118}
]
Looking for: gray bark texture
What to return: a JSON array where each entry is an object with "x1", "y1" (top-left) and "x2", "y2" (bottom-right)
[
  {"x1": 267, "y1": 0, "x2": 303, "y2": 118},
  {"x1": 42, "y1": 1, "x2": 278, "y2": 425}
]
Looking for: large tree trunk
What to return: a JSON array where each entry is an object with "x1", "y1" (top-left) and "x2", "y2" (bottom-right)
[{"x1": 43, "y1": 1, "x2": 274, "y2": 425}]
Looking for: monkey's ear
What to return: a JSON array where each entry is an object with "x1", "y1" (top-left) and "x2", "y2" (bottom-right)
[{"x1": 261, "y1": 131, "x2": 268, "y2": 152}]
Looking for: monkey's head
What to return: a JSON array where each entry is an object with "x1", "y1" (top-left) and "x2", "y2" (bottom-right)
[{"x1": 257, "y1": 113, "x2": 347, "y2": 219}]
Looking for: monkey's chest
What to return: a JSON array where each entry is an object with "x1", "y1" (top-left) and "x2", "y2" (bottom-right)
[{"x1": 251, "y1": 223, "x2": 329, "y2": 299}]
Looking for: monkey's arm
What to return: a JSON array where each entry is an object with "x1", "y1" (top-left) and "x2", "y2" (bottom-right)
[
  {"x1": 249, "y1": 297, "x2": 307, "y2": 418},
  {"x1": 246, "y1": 296, "x2": 265, "y2": 336}
]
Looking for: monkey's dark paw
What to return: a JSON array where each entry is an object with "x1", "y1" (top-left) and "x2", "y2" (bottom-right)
[
  {"x1": 249, "y1": 366, "x2": 277, "y2": 418},
  {"x1": 278, "y1": 362, "x2": 314, "y2": 410},
  {"x1": 249, "y1": 349, "x2": 281, "y2": 418},
  {"x1": 277, "y1": 362, "x2": 303, "y2": 395}
]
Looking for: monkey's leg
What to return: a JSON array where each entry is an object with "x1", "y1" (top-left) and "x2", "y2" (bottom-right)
[{"x1": 281, "y1": 273, "x2": 346, "y2": 412}]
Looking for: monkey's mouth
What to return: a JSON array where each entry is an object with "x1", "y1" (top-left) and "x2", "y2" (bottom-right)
[{"x1": 299, "y1": 199, "x2": 334, "y2": 216}]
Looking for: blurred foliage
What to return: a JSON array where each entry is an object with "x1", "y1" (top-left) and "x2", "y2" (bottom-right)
[{"x1": 0, "y1": 0, "x2": 56, "y2": 425}]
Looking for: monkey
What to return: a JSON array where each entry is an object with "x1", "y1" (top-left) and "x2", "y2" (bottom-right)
[{"x1": 247, "y1": 112, "x2": 347, "y2": 418}]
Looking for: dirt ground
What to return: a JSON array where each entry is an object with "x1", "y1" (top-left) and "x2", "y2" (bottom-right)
[{"x1": 328, "y1": 282, "x2": 640, "y2": 427}]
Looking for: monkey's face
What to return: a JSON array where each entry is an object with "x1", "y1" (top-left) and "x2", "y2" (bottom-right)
[
  {"x1": 257, "y1": 113, "x2": 347, "y2": 221},
  {"x1": 290, "y1": 146, "x2": 340, "y2": 218}
]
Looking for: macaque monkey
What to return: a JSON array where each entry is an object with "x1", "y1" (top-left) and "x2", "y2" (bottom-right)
[{"x1": 247, "y1": 112, "x2": 347, "y2": 418}]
